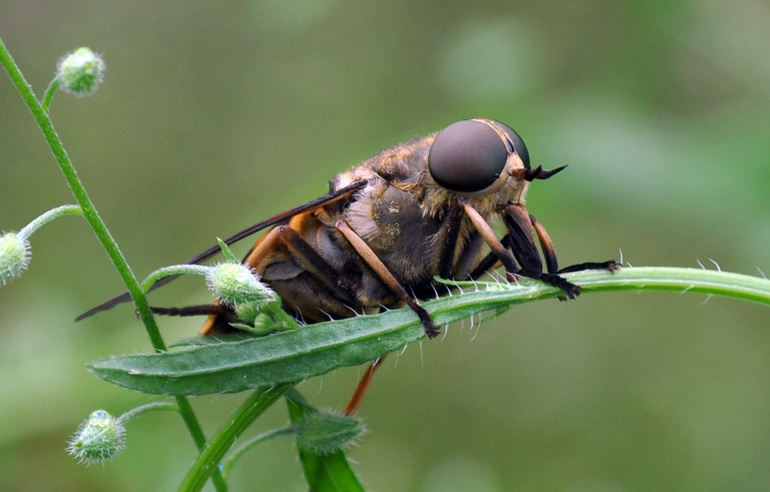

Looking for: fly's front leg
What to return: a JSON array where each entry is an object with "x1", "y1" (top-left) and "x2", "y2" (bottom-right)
[
  {"x1": 527, "y1": 212, "x2": 559, "y2": 274},
  {"x1": 558, "y1": 260, "x2": 620, "y2": 273},
  {"x1": 501, "y1": 203, "x2": 580, "y2": 298},
  {"x1": 528, "y1": 213, "x2": 620, "y2": 274},
  {"x1": 501, "y1": 203, "x2": 544, "y2": 273},
  {"x1": 462, "y1": 200, "x2": 579, "y2": 298}
]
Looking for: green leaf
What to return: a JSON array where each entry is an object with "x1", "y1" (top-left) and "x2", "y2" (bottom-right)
[
  {"x1": 286, "y1": 390, "x2": 366, "y2": 492},
  {"x1": 88, "y1": 300, "x2": 426, "y2": 395},
  {"x1": 86, "y1": 267, "x2": 770, "y2": 395}
]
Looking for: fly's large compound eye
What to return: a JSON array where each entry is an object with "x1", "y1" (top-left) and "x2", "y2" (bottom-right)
[{"x1": 428, "y1": 119, "x2": 529, "y2": 192}]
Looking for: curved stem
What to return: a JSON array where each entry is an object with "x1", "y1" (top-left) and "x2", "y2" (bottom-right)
[
  {"x1": 561, "y1": 266, "x2": 770, "y2": 304},
  {"x1": 221, "y1": 426, "x2": 297, "y2": 479},
  {"x1": 177, "y1": 383, "x2": 295, "y2": 492},
  {"x1": 41, "y1": 77, "x2": 59, "y2": 113},
  {"x1": 1, "y1": 36, "x2": 227, "y2": 491},
  {"x1": 118, "y1": 402, "x2": 179, "y2": 424},
  {"x1": 141, "y1": 264, "x2": 211, "y2": 292},
  {"x1": 19, "y1": 204, "x2": 82, "y2": 237},
  {"x1": 0, "y1": 36, "x2": 165, "y2": 352}
]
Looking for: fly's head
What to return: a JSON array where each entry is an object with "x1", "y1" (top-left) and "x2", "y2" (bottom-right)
[{"x1": 426, "y1": 118, "x2": 564, "y2": 217}]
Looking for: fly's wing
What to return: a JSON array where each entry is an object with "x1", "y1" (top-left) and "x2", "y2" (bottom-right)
[{"x1": 75, "y1": 179, "x2": 367, "y2": 321}]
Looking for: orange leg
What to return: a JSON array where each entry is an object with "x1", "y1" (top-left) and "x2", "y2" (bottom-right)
[{"x1": 344, "y1": 356, "x2": 386, "y2": 416}]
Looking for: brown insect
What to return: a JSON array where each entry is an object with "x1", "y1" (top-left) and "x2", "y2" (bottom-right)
[{"x1": 79, "y1": 118, "x2": 617, "y2": 410}]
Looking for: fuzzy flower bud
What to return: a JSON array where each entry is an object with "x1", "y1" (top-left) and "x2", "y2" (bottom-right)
[
  {"x1": 57, "y1": 47, "x2": 105, "y2": 97},
  {"x1": 206, "y1": 262, "x2": 277, "y2": 307},
  {"x1": 0, "y1": 232, "x2": 31, "y2": 286},
  {"x1": 234, "y1": 302, "x2": 262, "y2": 325},
  {"x1": 294, "y1": 410, "x2": 366, "y2": 455},
  {"x1": 67, "y1": 410, "x2": 125, "y2": 465}
]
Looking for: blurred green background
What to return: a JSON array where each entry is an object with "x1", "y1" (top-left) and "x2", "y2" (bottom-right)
[{"x1": 1, "y1": 1, "x2": 769, "y2": 490}]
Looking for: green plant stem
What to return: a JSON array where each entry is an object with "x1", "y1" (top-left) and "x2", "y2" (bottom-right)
[
  {"x1": 221, "y1": 426, "x2": 297, "y2": 479},
  {"x1": 178, "y1": 383, "x2": 296, "y2": 492},
  {"x1": 141, "y1": 264, "x2": 211, "y2": 292},
  {"x1": 19, "y1": 204, "x2": 82, "y2": 237},
  {"x1": 41, "y1": 77, "x2": 59, "y2": 113},
  {"x1": 1, "y1": 37, "x2": 227, "y2": 491},
  {"x1": 555, "y1": 265, "x2": 770, "y2": 303},
  {"x1": 0, "y1": 36, "x2": 165, "y2": 352},
  {"x1": 118, "y1": 402, "x2": 180, "y2": 423}
]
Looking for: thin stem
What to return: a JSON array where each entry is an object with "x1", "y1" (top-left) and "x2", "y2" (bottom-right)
[
  {"x1": 177, "y1": 383, "x2": 295, "y2": 492},
  {"x1": 221, "y1": 426, "x2": 297, "y2": 479},
  {"x1": 558, "y1": 266, "x2": 770, "y2": 304},
  {"x1": 0, "y1": 38, "x2": 45, "y2": 127},
  {"x1": 141, "y1": 264, "x2": 211, "y2": 292},
  {"x1": 42, "y1": 77, "x2": 59, "y2": 113},
  {"x1": 0, "y1": 36, "x2": 165, "y2": 352},
  {"x1": 1, "y1": 37, "x2": 227, "y2": 491},
  {"x1": 118, "y1": 402, "x2": 179, "y2": 424},
  {"x1": 174, "y1": 397, "x2": 229, "y2": 491},
  {"x1": 19, "y1": 204, "x2": 82, "y2": 237}
]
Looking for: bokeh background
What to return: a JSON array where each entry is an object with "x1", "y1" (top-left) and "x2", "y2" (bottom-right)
[{"x1": 2, "y1": 1, "x2": 769, "y2": 490}]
